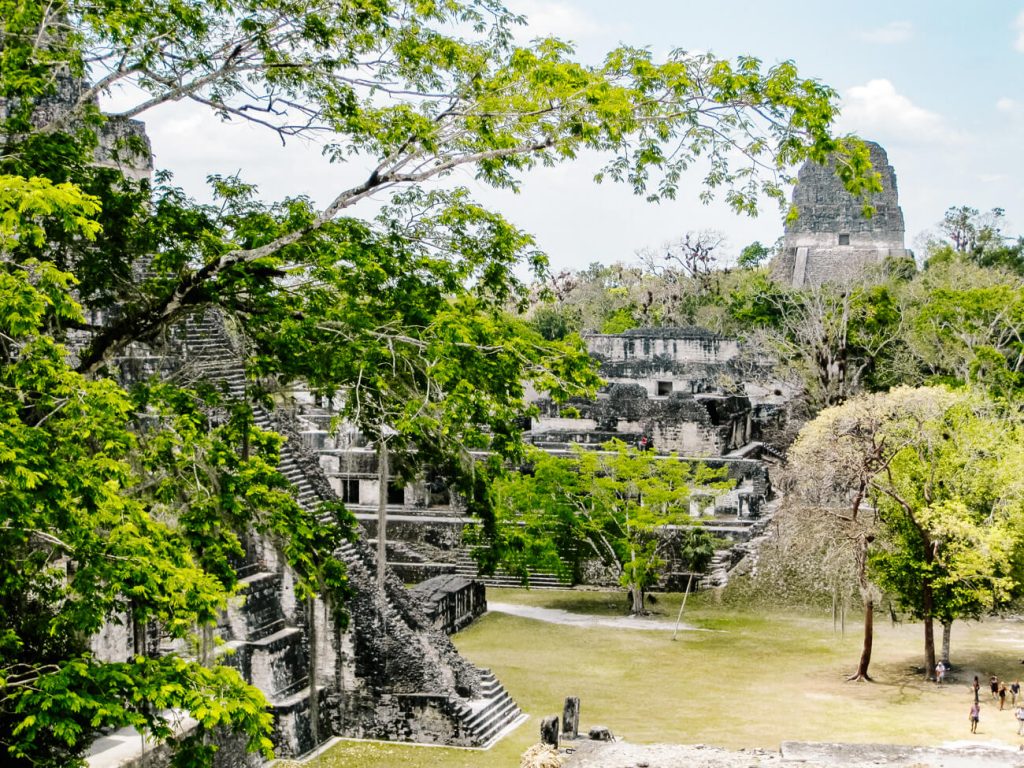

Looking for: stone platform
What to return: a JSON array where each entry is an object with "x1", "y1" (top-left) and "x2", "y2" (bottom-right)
[{"x1": 561, "y1": 739, "x2": 1024, "y2": 767}]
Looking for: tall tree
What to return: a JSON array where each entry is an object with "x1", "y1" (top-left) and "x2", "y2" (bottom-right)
[
  {"x1": 0, "y1": 178, "x2": 285, "y2": 766},
  {"x1": 788, "y1": 386, "x2": 1024, "y2": 681},
  {"x1": 486, "y1": 441, "x2": 730, "y2": 614},
  {"x1": 760, "y1": 280, "x2": 906, "y2": 409},
  {"x1": 867, "y1": 391, "x2": 1024, "y2": 678},
  {"x1": 786, "y1": 390, "x2": 913, "y2": 681}
]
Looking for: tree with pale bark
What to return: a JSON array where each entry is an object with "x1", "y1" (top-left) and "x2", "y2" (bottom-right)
[{"x1": 787, "y1": 386, "x2": 1024, "y2": 681}]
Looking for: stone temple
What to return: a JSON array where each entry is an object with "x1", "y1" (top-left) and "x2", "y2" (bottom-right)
[{"x1": 771, "y1": 141, "x2": 909, "y2": 287}]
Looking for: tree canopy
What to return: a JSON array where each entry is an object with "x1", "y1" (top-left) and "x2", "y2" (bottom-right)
[{"x1": 787, "y1": 387, "x2": 1024, "y2": 679}]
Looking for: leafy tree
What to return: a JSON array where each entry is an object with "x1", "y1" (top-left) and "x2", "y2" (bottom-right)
[
  {"x1": 867, "y1": 391, "x2": 1024, "y2": 677},
  {"x1": 738, "y1": 241, "x2": 772, "y2": 269},
  {"x1": 925, "y1": 206, "x2": 1023, "y2": 274},
  {"x1": 786, "y1": 388, "x2": 923, "y2": 681},
  {"x1": 900, "y1": 259, "x2": 1024, "y2": 398},
  {"x1": 758, "y1": 280, "x2": 906, "y2": 409},
  {"x1": 788, "y1": 387, "x2": 1024, "y2": 681},
  {"x1": 486, "y1": 441, "x2": 731, "y2": 614},
  {"x1": 0, "y1": 179, "x2": 284, "y2": 766},
  {"x1": 530, "y1": 304, "x2": 582, "y2": 342}
]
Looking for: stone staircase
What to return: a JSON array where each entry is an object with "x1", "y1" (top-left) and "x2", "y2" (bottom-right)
[
  {"x1": 179, "y1": 310, "x2": 527, "y2": 753},
  {"x1": 456, "y1": 669, "x2": 527, "y2": 747},
  {"x1": 451, "y1": 552, "x2": 572, "y2": 590},
  {"x1": 177, "y1": 315, "x2": 325, "y2": 757}
]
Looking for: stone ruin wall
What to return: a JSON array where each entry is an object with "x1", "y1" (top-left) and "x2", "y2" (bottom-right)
[
  {"x1": 585, "y1": 328, "x2": 740, "y2": 366},
  {"x1": 530, "y1": 387, "x2": 751, "y2": 456},
  {"x1": 529, "y1": 328, "x2": 755, "y2": 457}
]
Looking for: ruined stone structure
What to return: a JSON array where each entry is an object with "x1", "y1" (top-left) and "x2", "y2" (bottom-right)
[
  {"x1": 529, "y1": 328, "x2": 752, "y2": 457},
  {"x1": 87, "y1": 313, "x2": 527, "y2": 765},
  {"x1": 5, "y1": 74, "x2": 154, "y2": 182},
  {"x1": 771, "y1": 141, "x2": 909, "y2": 287},
  {"x1": 291, "y1": 327, "x2": 778, "y2": 593}
]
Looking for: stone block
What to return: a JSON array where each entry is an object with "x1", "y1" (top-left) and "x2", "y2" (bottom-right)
[
  {"x1": 540, "y1": 716, "x2": 560, "y2": 747},
  {"x1": 562, "y1": 696, "x2": 580, "y2": 738}
]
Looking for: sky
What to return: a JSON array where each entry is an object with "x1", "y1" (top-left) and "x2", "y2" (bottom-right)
[{"x1": 120, "y1": 1, "x2": 1024, "y2": 272}]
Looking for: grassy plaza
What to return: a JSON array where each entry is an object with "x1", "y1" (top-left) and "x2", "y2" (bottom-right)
[{"x1": 305, "y1": 588, "x2": 1024, "y2": 767}]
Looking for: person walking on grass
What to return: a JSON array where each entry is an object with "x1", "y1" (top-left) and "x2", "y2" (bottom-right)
[
  {"x1": 973, "y1": 675, "x2": 981, "y2": 703},
  {"x1": 1012, "y1": 679, "x2": 1020, "y2": 706},
  {"x1": 970, "y1": 701, "x2": 980, "y2": 734},
  {"x1": 991, "y1": 675, "x2": 1000, "y2": 699},
  {"x1": 935, "y1": 661, "x2": 947, "y2": 684},
  {"x1": 1000, "y1": 684, "x2": 1008, "y2": 711},
  {"x1": 1016, "y1": 705, "x2": 1024, "y2": 736}
]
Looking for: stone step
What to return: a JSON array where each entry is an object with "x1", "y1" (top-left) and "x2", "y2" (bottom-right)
[
  {"x1": 225, "y1": 571, "x2": 285, "y2": 641},
  {"x1": 451, "y1": 554, "x2": 571, "y2": 590},
  {"x1": 464, "y1": 692, "x2": 516, "y2": 733},
  {"x1": 462, "y1": 686, "x2": 523, "y2": 745},
  {"x1": 249, "y1": 626, "x2": 308, "y2": 698}
]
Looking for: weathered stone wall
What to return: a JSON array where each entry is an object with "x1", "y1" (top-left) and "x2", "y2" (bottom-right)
[
  {"x1": 531, "y1": 385, "x2": 752, "y2": 456},
  {"x1": 409, "y1": 575, "x2": 488, "y2": 634},
  {"x1": 4, "y1": 73, "x2": 154, "y2": 181},
  {"x1": 586, "y1": 328, "x2": 739, "y2": 365}
]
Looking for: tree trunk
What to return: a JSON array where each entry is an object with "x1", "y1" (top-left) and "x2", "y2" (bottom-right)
[
  {"x1": 922, "y1": 579, "x2": 936, "y2": 680},
  {"x1": 307, "y1": 598, "x2": 320, "y2": 747},
  {"x1": 832, "y1": 584, "x2": 837, "y2": 634},
  {"x1": 941, "y1": 621, "x2": 952, "y2": 668},
  {"x1": 628, "y1": 583, "x2": 644, "y2": 615},
  {"x1": 848, "y1": 535, "x2": 873, "y2": 681},
  {"x1": 849, "y1": 596, "x2": 874, "y2": 681},
  {"x1": 376, "y1": 438, "x2": 388, "y2": 596},
  {"x1": 131, "y1": 602, "x2": 147, "y2": 658}
]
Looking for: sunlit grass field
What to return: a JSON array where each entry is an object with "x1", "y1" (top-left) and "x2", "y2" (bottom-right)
[{"x1": 303, "y1": 588, "x2": 1024, "y2": 768}]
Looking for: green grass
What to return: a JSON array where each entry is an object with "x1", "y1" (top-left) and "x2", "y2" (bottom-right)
[{"x1": 304, "y1": 588, "x2": 1024, "y2": 768}]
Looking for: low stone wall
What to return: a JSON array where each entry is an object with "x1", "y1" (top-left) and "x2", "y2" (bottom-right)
[
  {"x1": 532, "y1": 385, "x2": 752, "y2": 456},
  {"x1": 328, "y1": 692, "x2": 475, "y2": 746}
]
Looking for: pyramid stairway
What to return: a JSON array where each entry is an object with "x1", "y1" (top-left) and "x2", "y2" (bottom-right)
[{"x1": 178, "y1": 311, "x2": 526, "y2": 754}]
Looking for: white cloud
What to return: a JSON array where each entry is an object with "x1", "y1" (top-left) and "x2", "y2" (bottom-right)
[
  {"x1": 506, "y1": 0, "x2": 610, "y2": 41},
  {"x1": 1015, "y1": 11, "x2": 1024, "y2": 52},
  {"x1": 838, "y1": 79, "x2": 966, "y2": 146},
  {"x1": 858, "y1": 21, "x2": 913, "y2": 44},
  {"x1": 996, "y1": 96, "x2": 1024, "y2": 116}
]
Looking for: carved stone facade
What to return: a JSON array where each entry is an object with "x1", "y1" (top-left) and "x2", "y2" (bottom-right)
[
  {"x1": 771, "y1": 141, "x2": 909, "y2": 287},
  {"x1": 285, "y1": 326, "x2": 777, "y2": 593},
  {"x1": 529, "y1": 328, "x2": 753, "y2": 457}
]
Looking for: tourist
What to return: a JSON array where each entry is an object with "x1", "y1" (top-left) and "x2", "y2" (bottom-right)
[
  {"x1": 1016, "y1": 705, "x2": 1024, "y2": 736},
  {"x1": 1000, "y1": 684, "x2": 1008, "y2": 711},
  {"x1": 973, "y1": 675, "x2": 981, "y2": 703},
  {"x1": 970, "y1": 701, "x2": 980, "y2": 734},
  {"x1": 1012, "y1": 679, "x2": 1021, "y2": 706},
  {"x1": 935, "y1": 661, "x2": 946, "y2": 684},
  {"x1": 991, "y1": 675, "x2": 1000, "y2": 699}
]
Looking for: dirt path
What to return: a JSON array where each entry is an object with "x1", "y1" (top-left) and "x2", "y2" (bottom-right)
[{"x1": 486, "y1": 602, "x2": 706, "y2": 632}]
